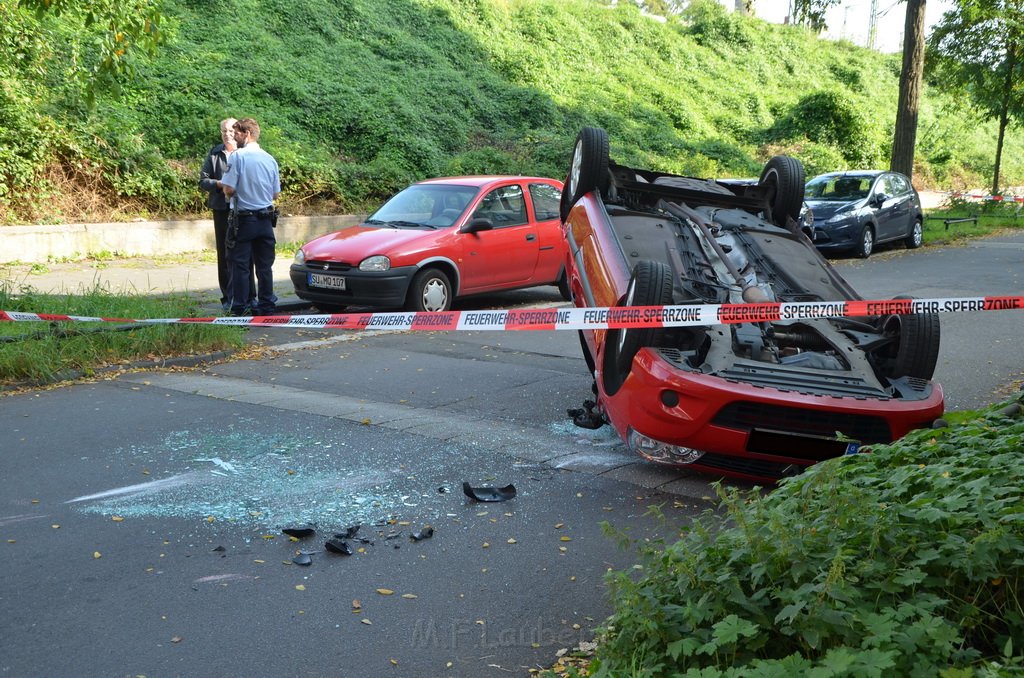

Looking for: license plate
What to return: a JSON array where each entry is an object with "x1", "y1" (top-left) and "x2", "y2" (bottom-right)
[{"x1": 308, "y1": 273, "x2": 346, "y2": 290}]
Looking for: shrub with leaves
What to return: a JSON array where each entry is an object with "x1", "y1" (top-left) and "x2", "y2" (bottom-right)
[{"x1": 593, "y1": 397, "x2": 1024, "y2": 676}]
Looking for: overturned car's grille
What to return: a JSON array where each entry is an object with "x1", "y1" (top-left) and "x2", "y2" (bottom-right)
[
  {"x1": 306, "y1": 260, "x2": 353, "y2": 273},
  {"x1": 717, "y1": 364, "x2": 890, "y2": 398},
  {"x1": 711, "y1": 401, "x2": 892, "y2": 443}
]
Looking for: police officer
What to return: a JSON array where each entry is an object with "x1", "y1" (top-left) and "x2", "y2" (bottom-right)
[{"x1": 217, "y1": 118, "x2": 281, "y2": 316}]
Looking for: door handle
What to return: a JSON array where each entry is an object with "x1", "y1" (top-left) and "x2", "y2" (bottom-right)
[{"x1": 525, "y1": 234, "x2": 536, "y2": 241}]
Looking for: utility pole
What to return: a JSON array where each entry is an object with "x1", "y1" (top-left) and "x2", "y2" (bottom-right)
[{"x1": 867, "y1": 0, "x2": 879, "y2": 49}]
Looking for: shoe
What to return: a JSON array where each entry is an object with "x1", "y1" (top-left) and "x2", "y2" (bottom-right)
[
  {"x1": 230, "y1": 307, "x2": 252, "y2": 317},
  {"x1": 221, "y1": 302, "x2": 231, "y2": 313}
]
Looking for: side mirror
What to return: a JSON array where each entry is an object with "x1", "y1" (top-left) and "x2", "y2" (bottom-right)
[
  {"x1": 871, "y1": 193, "x2": 889, "y2": 207},
  {"x1": 462, "y1": 217, "x2": 494, "y2": 233}
]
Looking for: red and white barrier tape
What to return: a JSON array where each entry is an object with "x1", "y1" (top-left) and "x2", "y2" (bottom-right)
[
  {"x1": 948, "y1": 191, "x2": 1024, "y2": 203},
  {"x1": 1, "y1": 295, "x2": 1021, "y2": 332}
]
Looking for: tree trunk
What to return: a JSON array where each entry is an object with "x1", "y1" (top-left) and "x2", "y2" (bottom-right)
[
  {"x1": 890, "y1": 0, "x2": 927, "y2": 179},
  {"x1": 991, "y1": 41, "x2": 1017, "y2": 196}
]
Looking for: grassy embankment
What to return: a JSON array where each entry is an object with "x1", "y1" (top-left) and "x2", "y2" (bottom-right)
[{"x1": 2, "y1": 0, "x2": 1022, "y2": 226}]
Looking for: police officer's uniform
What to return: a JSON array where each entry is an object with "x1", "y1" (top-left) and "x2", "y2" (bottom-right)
[{"x1": 219, "y1": 143, "x2": 281, "y2": 315}]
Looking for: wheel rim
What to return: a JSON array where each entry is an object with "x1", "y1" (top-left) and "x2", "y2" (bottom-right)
[
  {"x1": 569, "y1": 140, "x2": 583, "y2": 197},
  {"x1": 421, "y1": 278, "x2": 448, "y2": 311},
  {"x1": 863, "y1": 229, "x2": 874, "y2": 255},
  {"x1": 912, "y1": 221, "x2": 922, "y2": 247}
]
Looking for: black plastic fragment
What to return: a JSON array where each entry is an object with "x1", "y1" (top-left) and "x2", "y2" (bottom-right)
[
  {"x1": 336, "y1": 525, "x2": 360, "y2": 540},
  {"x1": 282, "y1": 527, "x2": 315, "y2": 539},
  {"x1": 292, "y1": 553, "x2": 312, "y2": 566},
  {"x1": 437, "y1": 486, "x2": 449, "y2": 494},
  {"x1": 324, "y1": 538, "x2": 352, "y2": 555},
  {"x1": 410, "y1": 526, "x2": 434, "y2": 541},
  {"x1": 462, "y1": 481, "x2": 517, "y2": 502},
  {"x1": 212, "y1": 545, "x2": 226, "y2": 552}
]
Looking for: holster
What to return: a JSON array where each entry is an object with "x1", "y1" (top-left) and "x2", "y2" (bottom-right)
[
  {"x1": 270, "y1": 207, "x2": 280, "y2": 229},
  {"x1": 225, "y1": 208, "x2": 239, "y2": 249}
]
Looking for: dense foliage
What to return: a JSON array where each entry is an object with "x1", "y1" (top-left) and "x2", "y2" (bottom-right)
[
  {"x1": 592, "y1": 397, "x2": 1024, "y2": 676},
  {"x1": 1, "y1": 0, "x2": 1022, "y2": 224}
]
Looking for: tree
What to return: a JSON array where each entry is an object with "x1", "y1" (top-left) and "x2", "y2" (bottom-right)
[
  {"x1": 927, "y1": 0, "x2": 1024, "y2": 194},
  {"x1": 16, "y1": 0, "x2": 168, "y2": 99},
  {"x1": 890, "y1": 0, "x2": 927, "y2": 180},
  {"x1": 791, "y1": 0, "x2": 840, "y2": 32}
]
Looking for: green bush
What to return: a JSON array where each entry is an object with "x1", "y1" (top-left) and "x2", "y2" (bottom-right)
[
  {"x1": 593, "y1": 398, "x2": 1024, "y2": 676},
  {"x1": 768, "y1": 89, "x2": 882, "y2": 167}
]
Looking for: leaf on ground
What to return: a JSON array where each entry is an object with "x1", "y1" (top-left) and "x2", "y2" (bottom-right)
[
  {"x1": 295, "y1": 584, "x2": 306, "y2": 591},
  {"x1": 361, "y1": 618, "x2": 372, "y2": 625},
  {"x1": 93, "y1": 551, "x2": 101, "y2": 559},
  {"x1": 376, "y1": 588, "x2": 394, "y2": 595},
  {"x1": 401, "y1": 593, "x2": 417, "y2": 599}
]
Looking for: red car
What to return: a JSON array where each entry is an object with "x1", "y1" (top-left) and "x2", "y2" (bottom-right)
[
  {"x1": 290, "y1": 176, "x2": 569, "y2": 312},
  {"x1": 561, "y1": 128, "x2": 944, "y2": 483}
]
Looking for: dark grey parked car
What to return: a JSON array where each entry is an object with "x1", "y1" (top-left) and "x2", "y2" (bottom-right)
[{"x1": 805, "y1": 171, "x2": 924, "y2": 258}]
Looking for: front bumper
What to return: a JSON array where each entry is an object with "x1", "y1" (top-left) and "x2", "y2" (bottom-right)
[
  {"x1": 811, "y1": 220, "x2": 858, "y2": 251},
  {"x1": 289, "y1": 264, "x2": 417, "y2": 309},
  {"x1": 603, "y1": 347, "x2": 944, "y2": 482}
]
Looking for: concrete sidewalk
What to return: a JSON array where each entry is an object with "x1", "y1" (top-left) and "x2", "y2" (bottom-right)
[{"x1": 0, "y1": 254, "x2": 306, "y2": 311}]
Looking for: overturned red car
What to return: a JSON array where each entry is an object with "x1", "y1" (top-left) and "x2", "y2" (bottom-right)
[{"x1": 561, "y1": 127, "x2": 944, "y2": 483}]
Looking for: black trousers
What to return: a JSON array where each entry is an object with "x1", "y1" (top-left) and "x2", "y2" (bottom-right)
[
  {"x1": 228, "y1": 214, "x2": 278, "y2": 314},
  {"x1": 213, "y1": 209, "x2": 255, "y2": 305}
]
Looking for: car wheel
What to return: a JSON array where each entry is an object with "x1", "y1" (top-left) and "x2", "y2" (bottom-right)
[
  {"x1": 405, "y1": 268, "x2": 452, "y2": 312},
  {"x1": 758, "y1": 156, "x2": 805, "y2": 227},
  {"x1": 556, "y1": 271, "x2": 572, "y2": 301},
  {"x1": 904, "y1": 217, "x2": 923, "y2": 249},
  {"x1": 878, "y1": 295, "x2": 940, "y2": 380},
  {"x1": 602, "y1": 260, "x2": 674, "y2": 395},
  {"x1": 566, "y1": 127, "x2": 610, "y2": 207},
  {"x1": 855, "y1": 224, "x2": 875, "y2": 258}
]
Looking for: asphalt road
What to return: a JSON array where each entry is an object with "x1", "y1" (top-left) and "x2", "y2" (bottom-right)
[{"x1": 1, "y1": 232, "x2": 1020, "y2": 677}]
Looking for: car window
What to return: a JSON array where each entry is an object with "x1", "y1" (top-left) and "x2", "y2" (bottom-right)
[
  {"x1": 473, "y1": 185, "x2": 528, "y2": 228},
  {"x1": 806, "y1": 175, "x2": 871, "y2": 200},
  {"x1": 528, "y1": 183, "x2": 561, "y2": 221},
  {"x1": 875, "y1": 175, "x2": 897, "y2": 198},
  {"x1": 889, "y1": 174, "x2": 911, "y2": 196}
]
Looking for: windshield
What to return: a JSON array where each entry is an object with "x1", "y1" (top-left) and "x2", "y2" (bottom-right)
[
  {"x1": 368, "y1": 184, "x2": 480, "y2": 228},
  {"x1": 805, "y1": 175, "x2": 873, "y2": 201}
]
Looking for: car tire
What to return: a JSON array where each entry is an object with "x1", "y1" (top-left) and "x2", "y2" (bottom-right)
[
  {"x1": 602, "y1": 259, "x2": 674, "y2": 395},
  {"x1": 879, "y1": 295, "x2": 941, "y2": 380},
  {"x1": 556, "y1": 271, "x2": 572, "y2": 301},
  {"x1": 758, "y1": 156, "x2": 805, "y2": 227},
  {"x1": 405, "y1": 268, "x2": 452, "y2": 312},
  {"x1": 854, "y1": 223, "x2": 874, "y2": 258},
  {"x1": 566, "y1": 127, "x2": 610, "y2": 208},
  {"x1": 904, "y1": 217, "x2": 923, "y2": 249}
]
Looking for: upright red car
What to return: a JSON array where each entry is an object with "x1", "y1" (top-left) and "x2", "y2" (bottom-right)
[
  {"x1": 561, "y1": 128, "x2": 944, "y2": 483},
  {"x1": 291, "y1": 176, "x2": 569, "y2": 312}
]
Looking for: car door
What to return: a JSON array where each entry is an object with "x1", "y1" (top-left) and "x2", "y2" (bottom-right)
[
  {"x1": 458, "y1": 183, "x2": 540, "y2": 291},
  {"x1": 887, "y1": 173, "x2": 915, "y2": 238},
  {"x1": 871, "y1": 175, "x2": 901, "y2": 242},
  {"x1": 527, "y1": 182, "x2": 565, "y2": 283}
]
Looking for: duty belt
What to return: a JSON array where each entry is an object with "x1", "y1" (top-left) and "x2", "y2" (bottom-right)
[{"x1": 236, "y1": 207, "x2": 275, "y2": 217}]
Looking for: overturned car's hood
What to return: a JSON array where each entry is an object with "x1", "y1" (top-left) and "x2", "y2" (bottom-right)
[{"x1": 805, "y1": 199, "x2": 864, "y2": 220}]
